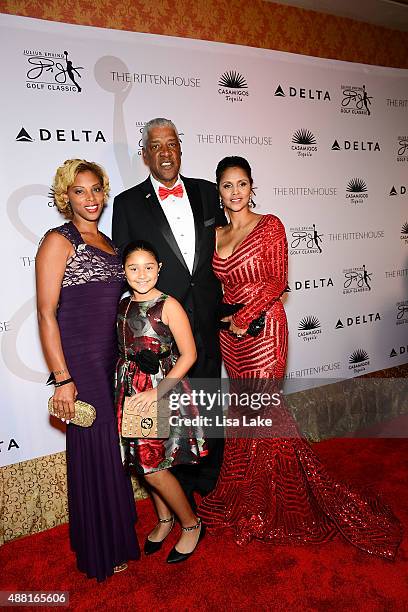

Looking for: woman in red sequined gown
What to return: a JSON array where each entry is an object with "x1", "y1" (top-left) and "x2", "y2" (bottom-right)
[{"x1": 198, "y1": 156, "x2": 402, "y2": 559}]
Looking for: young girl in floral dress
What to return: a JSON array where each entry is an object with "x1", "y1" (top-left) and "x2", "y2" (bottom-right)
[{"x1": 115, "y1": 240, "x2": 207, "y2": 563}]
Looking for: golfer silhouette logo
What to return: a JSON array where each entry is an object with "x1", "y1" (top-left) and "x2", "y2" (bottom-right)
[
  {"x1": 63, "y1": 51, "x2": 82, "y2": 92},
  {"x1": 362, "y1": 264, "x2": 372, "y2": 290}
]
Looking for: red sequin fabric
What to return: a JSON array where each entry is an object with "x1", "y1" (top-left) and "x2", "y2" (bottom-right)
[{"x1": 198, "y1": 214, "x2": 402, "y2": 559}]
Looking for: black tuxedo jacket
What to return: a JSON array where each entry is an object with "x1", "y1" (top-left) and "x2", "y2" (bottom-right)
[{"x1": 112, "y1": 175, "x2": 226, "y2": 359}]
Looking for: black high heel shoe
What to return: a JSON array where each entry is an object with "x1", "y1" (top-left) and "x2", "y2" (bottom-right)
[
  {"x1": 166, "y1": 517, "x2": 206, "y2": 564},
  {"x1": 144, "y1": 516, "x2": 175, "y2": 556}
]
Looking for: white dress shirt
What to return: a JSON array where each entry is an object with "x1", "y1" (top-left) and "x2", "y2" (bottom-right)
[{"x1": 150, "y1": 174, "x2": 196, "y2": 274}]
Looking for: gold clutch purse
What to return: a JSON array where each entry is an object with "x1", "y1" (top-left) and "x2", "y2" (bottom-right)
[
  {"x1": 121, "y1": 397, "x2": 170, "y2": 439},
  {"x1": 48, "y1": 397, "x2": 96, "y2": 427}
]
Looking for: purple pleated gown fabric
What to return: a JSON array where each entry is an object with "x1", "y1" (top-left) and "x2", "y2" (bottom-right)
[{"x1": 50, "y1": 222, "x2": 140, "y2": 581}]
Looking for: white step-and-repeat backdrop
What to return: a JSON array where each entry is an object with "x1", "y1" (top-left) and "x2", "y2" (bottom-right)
[{"x1": 0, "y1": 14, "x2": 407, "y2": 467}]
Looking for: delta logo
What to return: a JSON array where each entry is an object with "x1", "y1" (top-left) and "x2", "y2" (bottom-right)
[
  {"x1": 274, "y1": 84, "x2": 331, "y2": 102},
  {"x1": 15, "y1": 126, "x2": 106, "y2": 143},
  {"x1": 332, "y1": 139, "x2": 380, "y2": 152},
  {"x1": 389, "y1": 185, "x2": 407, "y2": 196}
]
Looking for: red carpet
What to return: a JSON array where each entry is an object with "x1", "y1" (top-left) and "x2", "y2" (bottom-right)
[{"x1": 1, "y1": 439, "x2": 407, "y2": 611}]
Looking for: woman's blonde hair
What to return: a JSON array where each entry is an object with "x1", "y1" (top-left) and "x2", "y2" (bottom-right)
[{"x1": 53, "y1": 159, "x2": 110, "y2": 219}]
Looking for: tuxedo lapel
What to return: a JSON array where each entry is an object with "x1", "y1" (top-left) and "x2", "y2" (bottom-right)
[
  {"x1": 182, "y1": 176, "x2": 204, "y2": 276},
  {"x1": 140, "y1": 178, "x2": 189, "y2": 273}
]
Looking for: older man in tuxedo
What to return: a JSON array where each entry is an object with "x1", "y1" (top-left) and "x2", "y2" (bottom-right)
[{"x1": 112, "y1": 117, "x2": 226, "y2": 505}]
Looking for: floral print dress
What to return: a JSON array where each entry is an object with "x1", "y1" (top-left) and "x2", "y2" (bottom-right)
[{"x1": 115, "y1": 294, "x2": 207, "y2": 474}]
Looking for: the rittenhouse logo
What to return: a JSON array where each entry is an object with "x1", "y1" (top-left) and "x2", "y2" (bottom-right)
[
  {"x1": 298, "y1": 316, "x2": 322, "y2": 342},
  {"x1": 400, "y1": 222, "x2": 408, "y2": 244},
  {"x1": 218, "y1": 70, "x2": 249, "y2": 103},
  {"x1": 389, "y1": 345, "x2": 408, "y2": 358},
  {"x1": 0, "y1": 320, "x2": 11, "y2": 333},
  {"x1": 332, "y1": 139, "x2": 380, "y2": 152},
  {"x1": 389, "y1": 185, "x2": 407, "y2": 196},
  {"x1": 396, "y1": 300, "x2": 408, "y2": 326},
  {"x1": 20, "y1": 256, "x2": 36, "y2": 268},
  {"x1": 285, "y1": 361, "x2": 341, "y2": 379},
  {"x1": 385, "y1": 268, "x2": 408, "y2": 279},
  {"x1": 348, "y1": 349, "x2": 370, "y2": 374},
  {"x1": 343, "y1": 265, "x2": 372, "y2": 295},
  {"x1": 387, "y1": 98, "x2": 408, "y2": 109},
  {"x1": 341, "y1": 84, "x2": 373, "y2": 115},
  {"x1": 24, "y1": 49, "x2": 83, "y2": 93},
  {"x1": 196, "y1": 133, "x2": 272, "y2": 146},
  {"x1": 273, "y1": 186, "x2": 337, "y2": 197},
  {"x1": 289, "y1": 277, "x2": 334, "y2": 291},
  {"x1": 274, "y1": 84, "x2": 331, "y2": 102},
  {"x1": 329, "y1": 230, "x2": 384, "y2": 242},
  {"x1": 291, "y1": 129, "x2": 317, "y2": 157},
  {"x1": 335, "y1": 312, "x2": 381, "y2": 329},
  {"x1": 111, "y1": 71, "x2": 200, "y2": 88},
  {"x1": 346, "y1": 178, "x2": 368, "y2": 205},
  {"x1": 396, "y1": 136, "x2": 408, "y2": 162},
  {"x1": 289, "y1": 224, "x2": 323, "y2": 255},
  {"x1": 15, "y1": 127, "x2": 106, "y2": 143}
]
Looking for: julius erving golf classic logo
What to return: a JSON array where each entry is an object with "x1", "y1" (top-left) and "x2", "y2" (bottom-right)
[
  {"x1": 341, "y1": 84, "x2": 373, "y2": 115},
  {"x1": 396, "y1": 136, "x2": 408, "y2": 162},
  {"x1": 24, "y1": 49, "x2": 84, "y2": 93},
  {"x1": 396, "y1": 301, "x2": 408, "y2": 326},
  {"x1": 218, "y1": 71, "x2": 249, "y2": 103},
  {"x1": 343, "y1": 265, "x2": 372, "y2": 295},
  {"x1": 289, "y1": 223, "x2": 323, "y2": 255}
]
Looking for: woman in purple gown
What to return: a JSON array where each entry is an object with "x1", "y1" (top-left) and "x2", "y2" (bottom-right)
[{"x1": 36, "y1": 159, "x2": 140, "y2": 581}]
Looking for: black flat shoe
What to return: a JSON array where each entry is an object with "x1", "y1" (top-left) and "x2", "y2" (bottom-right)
[
  {"x1": 166, "y1": 518, "x2": 206, "y2": 564},
  {"x1": 144, "y1": 516, "x2": 174, "y2": 556}
]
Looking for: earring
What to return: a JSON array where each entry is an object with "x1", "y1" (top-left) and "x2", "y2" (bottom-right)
[
  {"x1": 249, "y1": 197, "x2": 256, "y2": 209},
  {"x1": 219, "y1": 197, "x2": 224, "y2": 209}
]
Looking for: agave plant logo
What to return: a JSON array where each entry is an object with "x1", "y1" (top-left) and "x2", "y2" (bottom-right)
[
  {"x1": 291, "y1": 129, "x2": 318, "y2": 157},
  {"x1": 298, "y1": 316, "x2": 320, "y2": 330},
  {"x1": 346, "y1": 178, "x2": 368, "y2": 204},
  {"x1": 401, "y1": 221, "x2": 408, "y2": 244},
  {"x1": 218, "y1": 71, "x2": 249, "y2": 102},
  {"x1": 218, "y1": 71, "x2": 248, "y2": 89},
  {"x1": 347, "y1": 178, "x2": 367, "y2": 193},
  {"x1": 298, "y1": 315, "x2": 322, "y2": 341},
  {"x1": 349, "y1": 349, "x2": 369, "y2": 365},
  {"x1": 292, "y1": 129, "x2": 316, "y2": 145}
]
